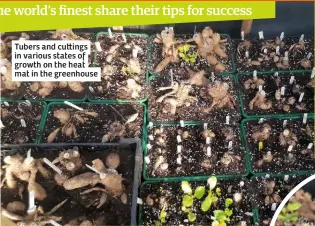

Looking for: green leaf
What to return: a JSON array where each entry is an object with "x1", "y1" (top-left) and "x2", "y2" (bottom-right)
[
  {"x1": 291, "y1": 216, "x2": 298, "y2": 222},
  {"x1": 155, "y1": 221, "x2": 162, "y2": 226},
  {"x1": 188, "y1": 212, "x2": 196, "y2": 222},
  {"x1": 214, "y1": 210, "x2": 227, "y2": 221},
  {"x1": 211, "y1": 196, "x2": 218, "y2": 202},
  {"x1": 184, "y1": 58, "x2": 189, "y2": 62},
  {"x1": 189, "y1": 58, "x2": 196, "y2": 63},
  {"x1": 181, "y1": 181, "x2": 192, "y2": 194},
  {"x1": 225, "y1": 198, "x2": 233, "y2": 207},
  {"x1": 183, "y1": 44, "x2": 190, "y2": 52},
  {"x1": 178, "y1": 46, "x2": 184, "y2": 52},
  {"x1": 212, "y1": 220, "x2": 220, "y2": 226},
  {"x1": 278, "y1": 214, "x2": 286, "y2": 220},
  {"x1": 216, "y1": 188, "x2": 221, "y2": 196},
  {"x1": 179, "y1": 52, "x2": 186, "y2": 58},
  {"x1": 194, "y1": 186, "x2": 205, "y2": 199},
  {"x1": 201, "y1": 197, "x2": 212, "y2": 212},
  {"x1": 225, "y1": 208, "x2": 233, "y2": 217},
  {"x1": 287, "y1": 202, "x2": 302, "y2": 212},
  {"x1": 207, "y1": 176, "x2": 217, "y2": 190},
  {"x1": 182, "y1": 195, "x2": 194, "y2": 207},
  {"x1": 159, "y1": 209, "x2": 167, "y2": 220}
]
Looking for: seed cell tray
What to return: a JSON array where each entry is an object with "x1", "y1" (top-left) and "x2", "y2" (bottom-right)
[
  {"x1": 241, "y1": 115, "x2": 315, "y2": 175},
  {"x1": 40, "y1": 101, "x2": 146, "y2": 144},
  {"x1": 0, "y1": 100, "x2": 47, "y2": 145},
  {"x1": 233, "y1": 36, "x2": 314, "y2": 73},
  {"x1": 149, "y1": 33, "x2": 236, "y2": 77},
  {"x1": 147, "y1": 74, "x2": 242, "y2": 123},
  {"x1": 237, "y1": 70, "x2": 314, "y2": 118},
  {"x1": 250, "y1": 173, "x2": 314, "y2": 226},
  {"x1": 139, "y1": 176, "x2": 254, "y2": 226},
  {"x1": 87, "y1": 32, "x2": 150, "y2": 102},
  {"x1": 143, "y1": 121, "x2": 249, "y2": 181},
  {"x1": 0, "y1": 140, "x2": 142, "y2": 225}
]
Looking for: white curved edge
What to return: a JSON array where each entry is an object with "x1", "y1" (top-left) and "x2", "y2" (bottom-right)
[{"x1": 270, "y1": 173, "x2": 315, "y2": 226}]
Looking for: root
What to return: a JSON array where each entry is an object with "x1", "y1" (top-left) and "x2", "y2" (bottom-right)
[{"x1": 80, "y1": 187, "x2": 107, "y2": 195}]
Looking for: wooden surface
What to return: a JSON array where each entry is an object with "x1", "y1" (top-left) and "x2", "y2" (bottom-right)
[
  {"x1": 1, "y1": 215, "x2": 17, "y2": 226},
  {"x1": 241, "y1": 20, "x2": 253, "y2": 37}
]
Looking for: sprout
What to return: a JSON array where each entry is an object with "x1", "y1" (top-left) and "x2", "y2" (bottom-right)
[
  {"x1": 181, "y1": 181, "x2": 192, "y2": 194},
  {"x1": 207, "y1": 176, "x2": 217, "y2": 190}
]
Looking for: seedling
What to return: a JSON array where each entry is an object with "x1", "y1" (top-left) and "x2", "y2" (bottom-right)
[
  {"x1": 155, "y1": 208, "x2": 167, "y2": 226},
  {"x1": 121, "y1": 66, "x2": 135, "y2": 77},
  {"x1": 278, "y1": 202, "x2": 301, "y2": 223},
  {"x1": 181, "y1": 181, "x2": 205, "y2": 222},
  {"x1": 178, "y1": 44, "x2": 198, "y2": 63}
]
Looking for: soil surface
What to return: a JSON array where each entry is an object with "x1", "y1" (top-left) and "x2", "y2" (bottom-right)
[
  {"x1": 0, "y1": 144, "x2": 136, "y2": 225},
  {"x1": 88, "y1": 33, "x2": 149, "y2": 101},
  {"x1": 244, "y1": 118, "x2": 315, "y2": 173},
  {"x1": 145, "y1": 123, "x2": 246, "y2": 178},
  {"x1": 238, "y1": 72, "x2": 314, "y2": 116},
  {"x1": 1, "y1": 31, "x2": 95, "y2": 100},
  {"x1": 149, "y1": 34, "x2": 234, "y2": 76},
  {"x1": 0, "y1": 101, "x2": 44, "y2": 144},
  {"x1": 42, "y1": 103, "x2": 143, "y2": 143},
  {"x1": 140, "y1": 179, "x2": 254, "y2": 225},
  {"x1": 233, "y1": 37, "x2": 314, "y2": 72},
  {"x1": 251, "y1": 175, "x2": 310, "y2": 226},
  {"x1": 148, "y1": 74, "x2": 241, "y2": 122}
]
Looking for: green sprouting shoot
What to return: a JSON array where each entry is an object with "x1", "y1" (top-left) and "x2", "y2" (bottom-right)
[
  {"x1": 178, "y1": 44, "x2": 198, "y2": 63},
  {"x1": 121, "y1": 66, "x2": 135, "y2": 77},
  {"x1": 278, "y1": 202, "x2": 302, "y2": 223},
  {"x1": 155, "y1": 208, "x2": 167, "y2": 226}
]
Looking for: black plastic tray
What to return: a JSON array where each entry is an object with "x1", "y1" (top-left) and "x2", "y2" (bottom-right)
[{"x1": 0, "y1": 139, "x2": 142, "y2": 225}]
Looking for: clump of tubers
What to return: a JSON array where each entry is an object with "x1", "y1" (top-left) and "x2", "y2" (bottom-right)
[
  {"x1": 156, "y1": 81, "x2": 197, "y2": 115},
  {"x1": 186, "y1": 68, "x2": 209, "y2": 86},
  {"x1": 47, "y1": 108, "x2": 98, "y2": 142},
  {"x1": 278, "y1": 129, "x2": 298, "y2": 147},
  {"x1": 101, "y1": 121, "x2": 126, "y2": 143},
  {"x1": 153, "y1": 27, "x2": 181, "y2": 73},
  {"x1": 244, "y1": 77, "x2": 265, "y2": 90},
  {"x1": 203, "y1": 81, "x2": 236, "y2": 112},
  {"x1": 251, "y1": 123, "x2": 272, "y2": 141},
  {"x1": 194, "y1": 27, "x2": 228, "y2": 72},
  {"x1": 49, "y1": 29, "x2": 82, "y2": 40},
  {"x1": 249, "y1": 90, "x2": 272, "y2": 110}
]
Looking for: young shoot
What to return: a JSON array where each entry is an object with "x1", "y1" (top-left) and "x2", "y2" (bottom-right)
[
  {"x1": 155, "y1": 208, "x2": 167, "y2": 226},
  {"x1": 211, "y1": 198, "x2": 234, "y2": 226},
  {"x1": 278, "y1": 202, "x2": 301, "y2": 223},
  {"x1": 181, "y1": 181, "x2": 202, "y2": 222},
  {"x1": 178, "y1": 44, "x2": 198, "y2": 63},
  {"x1": 201, "y1": 177, "x2": 220, "y2": 212},
  {"x1": 121, "y1": 66, "x2": 135, "y2": 77}
]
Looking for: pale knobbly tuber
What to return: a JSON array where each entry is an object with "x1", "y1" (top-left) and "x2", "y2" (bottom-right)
[
  {"x1": 105, "y1": 153, "x2": 120, "y2": 169},
  {"x1": 28, "y1": 168, "x2": 47, "y2": 201},
  {"x1": 203, "y1": 81, "x2": 236, "y2": 112},
  {"x1": 249, "y1": 90, "x2": 272, "y2": 110},
  {"x1": 251, "y1": 124, "x2": 272, "y2": 141},
  {"x1": 63, "y1": 172, "x2": 100, "y2": 190}
]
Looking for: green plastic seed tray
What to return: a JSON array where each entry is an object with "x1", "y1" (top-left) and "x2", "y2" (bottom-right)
[
  {"x1": 148, "y1": 33, "x2": 236, "y2": 78},
  {"x1": 241, "y1": 114, "x2": 315, "y2": 176},
  {"x1": 87, "y1": 32, "x2": 150, "y2": 103},
  {"x1": 147, "y1": 73, "x2": 242, "y2": 123},
  {"x1": 237, "y1": 70, "x2": 314, "y2": 118},
  {"x1": 142, "y1": 121, "x2": 250, "y2": 181},
  {"x1": 0, "y1": 100, "x2": 47, "y2": 145},
  {"x1": 39, "y1": 101, "x2": 147, "y2": 148},
  {"x1": 249, "y1": 172, "x2": 315, "y2": 225},
  {"x1": 139, "y1": 176, "x2": 254, "y2": 226}
]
